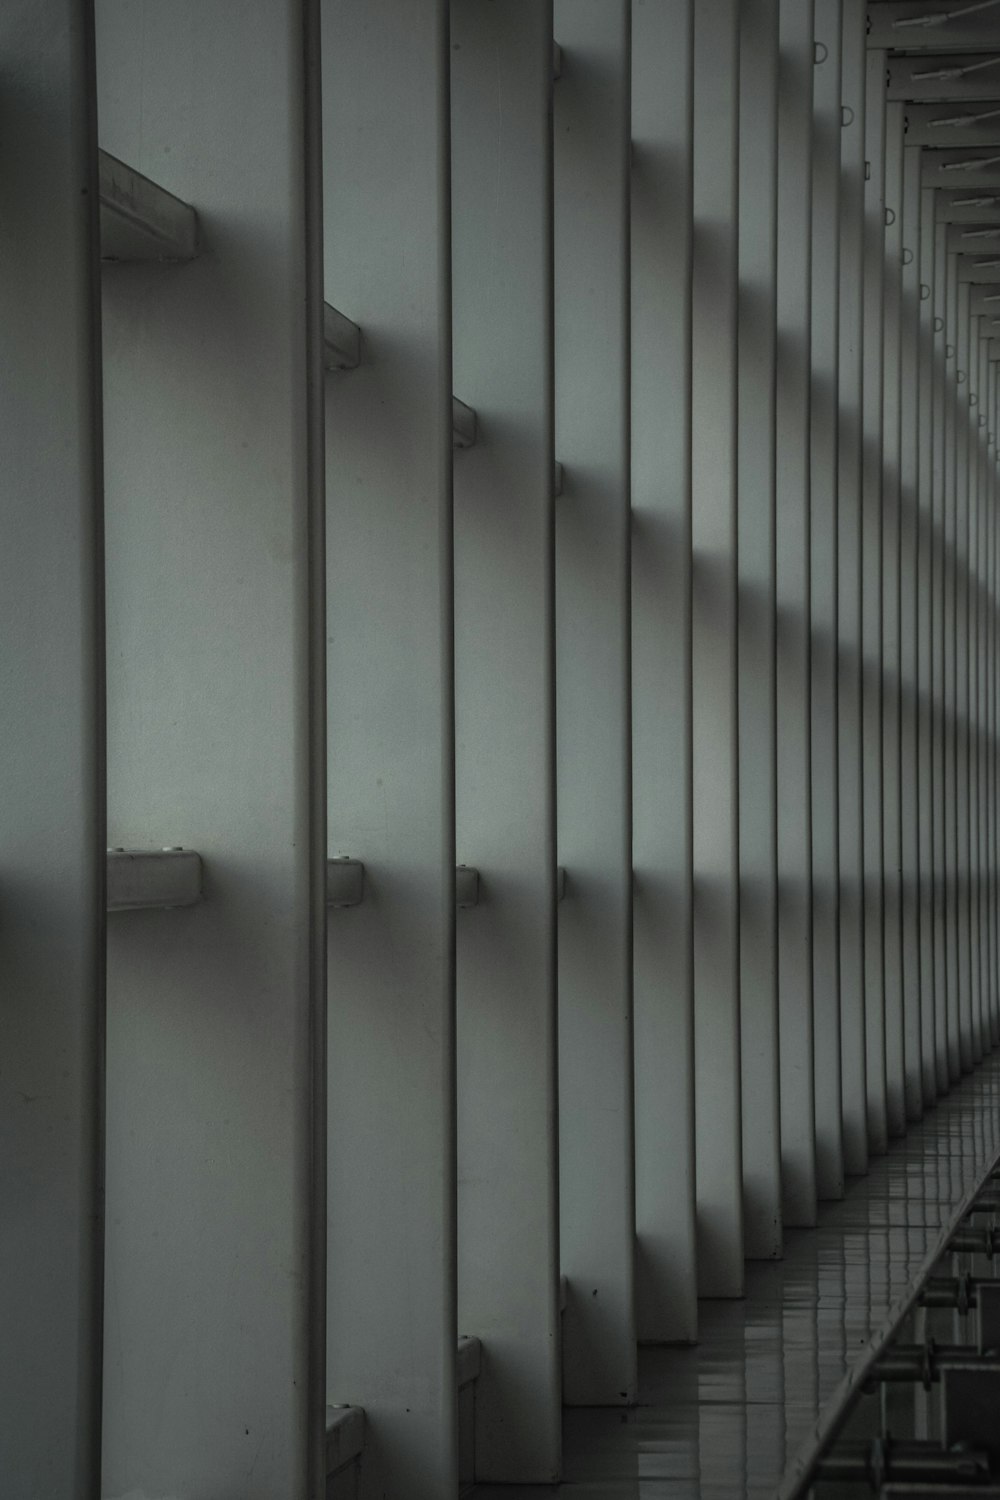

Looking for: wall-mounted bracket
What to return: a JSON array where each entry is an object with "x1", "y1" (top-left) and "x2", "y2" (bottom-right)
[
  {"x1": 99, "y1": 150, "x2": 199, "y2": 263},
  {"x1": 451, "y1": 396, "x2": 478, "y2": 450},
  {"x1": 456, "y1": 1335, "x2": 482, "y2": 1390},
  {"x1": 321, "y1": 305, "x2": 476, "y2": 448},
  {"x1": 456, "y1": 864, "x2": 480, "y2": 908},
  {"x1": 326, "y1": 859, "x2": 486, "y2": 909},
  {"x1": 326, "y1": 857, "x2": 365, "y2": 908},
  {"x1": 323, "y1": 303, "x2": 362, "y2": 370},
  {"x1": 325, "y1": 1405, "x2": 365, "y2": 1478},
  {"x1": 106, "y1": 848, "x2": 203, "y2": 911}
]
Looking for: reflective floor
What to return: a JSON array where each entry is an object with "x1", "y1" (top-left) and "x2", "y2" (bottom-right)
[{"x1": 477, "y1": 1052, "x2": 1000, "y2": 1500}]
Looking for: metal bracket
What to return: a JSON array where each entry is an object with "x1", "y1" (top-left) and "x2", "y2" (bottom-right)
[
  {"x1": 106, "y1": 848, "x2": 203, "y2": 911},
  {"x1": 325, "y1": 1405, "x2": 365, "y2": 1478},
  {"x1": 451, "y1": 396, "x2": 478, "y2": 450},
  {"x1": 99, "y1": 150, "x2": 199, "y2": 263},
  {"x1": 323, "y1": 302, "x2": 362, "y2": 370},
  {"x1": 456, "y1": 1335, "x2": 482, "y2": 1390}
]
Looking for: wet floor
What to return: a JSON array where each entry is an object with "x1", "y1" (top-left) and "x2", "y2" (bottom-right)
[{"x1": 476, "y1": 1051, "x2": 1000, "y2": 1500}]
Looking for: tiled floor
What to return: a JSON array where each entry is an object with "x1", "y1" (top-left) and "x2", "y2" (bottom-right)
[{"x1": 477, "y1": 1051, "x2": 1000, "y2": 1500}]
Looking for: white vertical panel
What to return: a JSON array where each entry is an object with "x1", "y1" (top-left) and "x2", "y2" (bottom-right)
[
  {"x1": 692, "y1": 0, "x2": 744, "y2": 1296},
  {"x1": 977, "y1": 329, "x2": 991, "y2": 1058},
  {"x1": 862, "y1": 49, "x2": 889, "y2": 1154},
  {"x1": 0, "y1": 3, "x2": 105, "y2": 1494},
  {"x1": 737, "y1": 0, "x2": 782, "y2": 1259},
  {"x1": 965, "y1": 378, "x2": 982, "y2": 1061},
  {"x1": 988, "y1": 357, "x2": 1000, "y2": 1051},
  {"x1": 917, "y1": 184, "x2": 939, "y2": 1107},
  {"x1": 968, "y1": 316, "x2": 985, "y2": 1067},
  {"x1": 98, "y1": 1, "x2": 327, "y2": 1493},
  {"x1": 984, "y1": 354, "x2": 994, "y2": 1054},
  {"x1": 980, "y1": 331, "x2": 993, "y2": 1053},
  {"x1": 452, "y1": 3, "x2": 559, "y2": 1481},
  {"x1": 995, "y1": 347, "x2": 999, "y2": 1053},
  {"x1": 933, "y1": 231, "x2": 956, "y2": 1091},
  {"x1": 900, "y1": 143, "x2": 923, "y2": 1123},
  {"x1": 989, "y1": 367, "x2": 995, "y2": 1057},
  {"x1": 776, "y1": 0, "x2": 816, "y2": 1227},
  {"x1": 983, "y1": 340, "x2": 994, "y2": 1053},
  {"x1": 631, "y1": 0, "x2": 698, "y2": 1336},
  {"x1": 983, "y1": 345, "x2": 992, "y2": 1057},
  {"x1": 994, "y1": 352, "x2": 999, "y2": 1052},
  {"x1": 994, "y1": 351, "x2": 1000, "y2": 1051},
  {"x1": 988, "y1": 356, "x2": 995, "y2": 1053},
  {"x1": 554, "y1": 0, "x2": 636, "y2": 1402},
  {"x1": 977, "y1": 323, "x2": 988, "y2": 1062},
  {"x1": 991, "y1": 347, "x2": 995, "y2": 1043},
  {"x1": 982, "y1": 342, "x2": 995, "y2": 1051},
  {"x1": 810, "y1": 0, "x2": 845, "y2": 1202},
  {"x1": 881, "y1": 103, "x2": 906, "y2": 1138},
  {"x1": 956, "y1": 281, "x2": 975, "y2": 1073},
  {"x1": 994, "y1": 357, "x2": 1000, "y2": 1052},
  {"x1": 837, "y1": 0, "x2": 869, "y2": 1177},
  {"x1": 995, "y1": 352, "x2": 1000, "y2": 1056},
  {"x1": 968, "y1": 293, "x2": 983, "y2": 1065},
  {"x1": 944, "y1": 252, "x2": 963, "y2": 1083},
  {"x1": 982, "y1": 345, "x2": 991, "y2": 1059},
  {"x1": 322, "y1": 2, "x2": 457, "y2": 1494}
]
